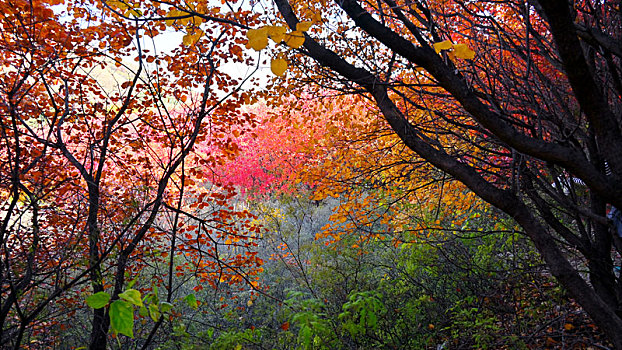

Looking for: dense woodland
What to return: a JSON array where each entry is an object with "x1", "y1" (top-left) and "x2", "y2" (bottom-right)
[{"x1": 1, "y1": 0, "x2": 622, "y2": 348}]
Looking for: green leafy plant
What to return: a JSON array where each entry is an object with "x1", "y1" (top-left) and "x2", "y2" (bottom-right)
[
  {"x1": 85, "y1": 287, "x2": 192, "y2": 339},
  {"x1": 286, "y1": 292, "x2": 339, "y2": 350},
  {"x1": 338, "y1": 291, "x2": 386, "y2": 337},
  {"x1": 86, "y1": 289, "x2": 143, "y2": 338}
]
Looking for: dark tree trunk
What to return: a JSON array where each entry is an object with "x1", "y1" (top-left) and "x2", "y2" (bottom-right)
[{"x1": 273, "y1": 0, "x2": 622, "y2": 346}]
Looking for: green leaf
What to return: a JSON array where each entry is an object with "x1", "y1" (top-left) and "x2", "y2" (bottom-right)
[
  {"x1": 184, "y1": 294, "x2": 198, "y2": 310},
  {"x1": 149, "y1": 303, "x2": 161, "y2": 322},
  {"x1": 109, "y1": 300, "x2": 134, "y2": 338},
  {"x1": 86, "y1": 292, "x2": 110, "y2": 309},
  {"x1": 160, "y1": 302, "x2": 173, "y2": 314},
  {"x1": 119, "y1": 289, "x2": 143, "y2": 307},
  {"x1": 300, "y1": 326, "x2": 312, "y2": 347},
  {"x1": 173, "y1": 324, "x2": 188, "y2": 337},
  {"x1": 151, "y1": 286, "x2": 160, "y2": 305},
  {"x1": 139, "y1": 306, "x2": 149, "y2": 317}
]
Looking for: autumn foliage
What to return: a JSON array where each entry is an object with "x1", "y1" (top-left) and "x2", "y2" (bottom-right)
[
  {"x1": 267, "y1": 0, "x2": 622, "y2": 347},
  {"x1": 2, "y1": 0, "x2": 622, "y2": 348},
  {"x1": 0, "y1": 0, "x2": 263, "y2": 347}
]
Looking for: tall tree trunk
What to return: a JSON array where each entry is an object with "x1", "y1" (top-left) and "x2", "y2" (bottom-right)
[{"x1": 86, "y1": 183, "x2": 108, "y2": 350}]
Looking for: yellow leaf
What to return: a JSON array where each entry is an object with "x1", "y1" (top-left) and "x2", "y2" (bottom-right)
[
  {"x1": 296, "y1": 21, "x2": 313, "y2": 32},
  {"x1": 267, "y1": 25, "x2": 287, "y2": 43},
  {"x1": 433, "y1": 40, "x2": 452, "y2": 53},
  {"x1": 126, "y1": 8, "x2": 142, "y2": 17},
  {"x1": 311, "y1": 12, "x2": 322, "y2": 24},
  {"x1": 246, "y1": 27, "x2": 269, "y2": 51},
  {"x1": 453, "y1": 43, "x2": 475, "y2": 59},
  {"x1": 165, "y1": 9, "x2": 182, "y2": 26},
  {"x1": 182, "y1": 30, "x2": 203, "y2": 46},
  {"x1": 284, "y1": 31, "x2": 305, "y2": 49},
  {"x1": 182, "y1": 33, "x2": 193, "y2": 46},
  {"x1": 108, "y1": 0, "x2": 129, "y2": 11},
  {"x1": 179, "y1": 16, "x2": 190, "y2": 26},
  {"x1": 271, "y1": 58, "x2": 288, "y2": 76}
]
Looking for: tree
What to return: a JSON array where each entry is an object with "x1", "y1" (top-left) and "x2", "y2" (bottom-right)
[
  {"x1": 0, "y1": 0, "x2": 262, "y2": 348},
  {"x1": 267, "y1": 0, "x2": 622, "y2": 346}
]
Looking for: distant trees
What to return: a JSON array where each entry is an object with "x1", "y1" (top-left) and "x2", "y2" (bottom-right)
[
  {"x1": 200, "y1": 91, "x2": 605, "y2": 349},
  {"x1": 271, "y1": 0, "x2": 622, "y2": 346}
]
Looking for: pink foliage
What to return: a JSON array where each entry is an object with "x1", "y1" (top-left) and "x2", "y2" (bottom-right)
[{"x1": 216, "y1": 98, "x2": 328, "y2": 197}]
